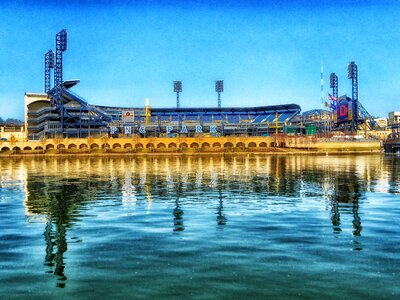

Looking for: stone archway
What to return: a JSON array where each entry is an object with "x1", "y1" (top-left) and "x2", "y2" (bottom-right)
[
  {"x1": 259, "y1": 142, "x2": 267, "y2": 147},
  {"x1": 212, "y1": 142, "x2": 221, "y2": 148},
  {"x1": 201, "y1": 142, "x2": 211, "y2": 149},
  {"x1": 68, "y1": 144, "x2": 77, "y2": 149},
  {"x1": 236, "y1": 142, "x2": 245, "y2": 149},
  {"x1": 168, "y1": 143, "x2": 177, "y2": 149},
  {"x1": 190, "y1": 142, "x2": 199, "y2": 149},
  {"x1": 224, "y1": 142, "x2": 233, "y2": 148},
  {"x1": 46, "y1": 144, "x2": 54, "y2": 150},
  {"x1": 248, "y1": 142, "x2": 257, "y2": 148}
]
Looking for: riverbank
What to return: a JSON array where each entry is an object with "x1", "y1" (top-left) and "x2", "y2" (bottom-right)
[
  {"x1": 0, "y1": 148, "x2": 383, "y2": 158},
  {"x1": 0, "y1": 135, "x2": 383, "y2": 157}
]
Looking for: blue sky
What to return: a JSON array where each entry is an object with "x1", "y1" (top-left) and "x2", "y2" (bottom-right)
[{"x1": 0, "y1": 0, "x2": 399, "y2": 119}]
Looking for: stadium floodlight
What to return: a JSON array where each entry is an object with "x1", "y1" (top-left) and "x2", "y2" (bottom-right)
[
  {"x1": 348, "y1": 61, "x2": 356, "y2": 79},
  {"x1": 44, "y1": 50, "x2": 54, "y2": 93},
  {"x1": 215, "y1": 80, "x2": 224, "y2": 93},
  {"x1": 329, "y1": 73, "x2": 338, "y2": 100},
  {"x1": 174, "y1": 81, "x2": 182, "y2": 93},
  {"x1": 174, "y1": 81, "x2": 182, "y2": 108},
  {"x1": 215, "y1": 80, "x2": 223, "y2": 108},
  {"x1": 329, "y1": 73, "x2": 336, "y2": 88},
  {"x1": 58, "y1": 29, "x2": 67, "y2": 52}
]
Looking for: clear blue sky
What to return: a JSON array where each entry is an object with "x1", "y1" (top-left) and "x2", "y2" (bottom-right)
[{"x1": 1, "y1": 0, "x2": 399, "y2": 119}]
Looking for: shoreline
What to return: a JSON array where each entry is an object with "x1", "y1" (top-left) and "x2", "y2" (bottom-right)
[{"x1": 0, "y1": 149, "x2": 384, "y2": 159}]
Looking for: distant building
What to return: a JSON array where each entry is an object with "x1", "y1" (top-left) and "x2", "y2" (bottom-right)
[{"x1": 388, "y1": 112, "x2": 400, "y2": 133}]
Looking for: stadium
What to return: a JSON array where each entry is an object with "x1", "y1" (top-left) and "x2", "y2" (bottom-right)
[
  {"x1": 3, "y1": 29, "x2": 386, "y2": 155},
  {"x1": 25, "y1": 29, "x2": 301, "y2": 141}
]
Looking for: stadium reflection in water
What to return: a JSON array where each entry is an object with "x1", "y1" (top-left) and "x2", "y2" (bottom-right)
[{"x1": 1, "y1": 154, "x2": 399, "y2": 296}]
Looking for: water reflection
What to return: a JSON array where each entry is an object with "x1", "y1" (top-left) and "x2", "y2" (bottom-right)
[
  {"x1": 173, "y1": 181, "x2": 184, "y2": 232},
  {"x1": 329, "y1": 175, "x2": 363, "y2": 250},
  {"x1": 0, "y1": 155, "x2": 399, "y2": 287},
  {"x1": 216, "y1": 190, "x2": 227, "y2": 227}
]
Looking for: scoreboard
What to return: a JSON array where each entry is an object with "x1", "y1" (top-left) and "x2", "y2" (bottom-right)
[{"x1": 334, "y1": 96, "x2": 353, "y2": 123}]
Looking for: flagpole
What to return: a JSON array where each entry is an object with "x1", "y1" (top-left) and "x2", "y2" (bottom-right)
[{"x1": 320, "y1": 61, "x2": 324, "y2": 110}]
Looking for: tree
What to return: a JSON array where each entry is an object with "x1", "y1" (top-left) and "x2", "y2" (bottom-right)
[{"x1": 5, "y1": 118, "x2": 23, "y2": 124}]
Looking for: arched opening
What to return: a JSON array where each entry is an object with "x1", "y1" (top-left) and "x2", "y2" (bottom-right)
[
  {"x1": 270, "y1": 142, "x2": 276, "y2": 147},
  {"x1": 46, "y1": 144, "x2": 54, "y2": 150},
  {"x1": 180, "y1": 143, "x2": 188, "y2": 149},
  {"x1": 236, "y1": 142, "x2": 245, "y2": 148},
  {"x1": 34, "y1": 146, "x2": 43, "y2": 151},
  {"x1": 157, "y1": 143, "x2": 166, "y2": 149},
  {"x1": 57, "y1": 144, "x2": 66, "y2": 150},
  {"x1": 168, "y1": 143, "x2": 177, "y2": 149},
  {"x1": 135, "y1": 143, "x2": 144, "y2": 149},
  {"x1": 201, "y1": 142, "x2": 210, "y2": 149},
  {"x1": 1, "y1": 147, "x2": 10, "y2": 151},
  {"x1": 113, "y1": 143, "x2": 121, "y2": 149},
  {"x1": 146, "y1": 143, "x2": 154, "y2": 149},
  {"x1": 259, "y1": 142, "x2": 267, "y2": 147},
  {"x1": 79, "y1": 144, "x2": 88, "y2": 149},
  {"x1": 68, "y1": 144, "x2": 77, "y2": 149},
  {"x1": 23, "y1": 146, "x2": 32, "y2": 150},
  {"x1": 90, "y1": 143, "x2": 99, "y2": 149},
  {"x1": 224, "y1": 142, "x2": 234, "y2": 148},
  {"x1": 124, "y1": 143, "x2": 133, "y2": 149},
  {"x1": 102, "y1": 143, "x2": 110, "y2": 150},
  {"x1": 190, "y1": 142, "x2": 199, "y2": 149},
  {"x1": 248, "y1": 142, "x2": 257, "y2": 148},
  {"x1": 212, "y1": 142, "x2": 221, "y2": 148},
  {"x1": 13, "y1": 146, "x2": 21, "y2": 151}
]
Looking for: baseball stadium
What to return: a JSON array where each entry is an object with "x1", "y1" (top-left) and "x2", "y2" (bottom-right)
[{"x1": 0, "y1": 29, "x2": 385, "y2": 154}]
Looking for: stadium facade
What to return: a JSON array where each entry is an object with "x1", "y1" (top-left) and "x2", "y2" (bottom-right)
[{"x1": 25, "y1": 80, "x2": 301, "y2": 140}]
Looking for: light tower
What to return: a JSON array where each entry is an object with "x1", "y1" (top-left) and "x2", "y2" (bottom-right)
[
  {"x1": 53, "y1": 29, "x2": 67, "y2": 135},
  {"x1": 54, "y1": 29, "x2": 67, "y2": 88},
  {"x1": 329, "y1": 73, "x2": 338, "y2": 100},
  {"x1": 173, "y1": 81, "x2": 182, "y2": 108},
  {"x1": 215, "y1": 80, "x2": 223, "y2": 108},
  {"x1": 44, "y1": 50, "x2": 54, "y2": 93},
  {"x1": 348, "y1": 61, "x2": 358, "y2": 131}
]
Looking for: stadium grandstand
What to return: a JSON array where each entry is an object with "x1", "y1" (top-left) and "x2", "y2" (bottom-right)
[{"x1": 25, "y1": 81, "x2": 301, "y2": 140}]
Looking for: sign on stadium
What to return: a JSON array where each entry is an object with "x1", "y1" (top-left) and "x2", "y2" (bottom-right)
[{"x1": 122, "y1": 110, "x2": 135, "y2": 122}]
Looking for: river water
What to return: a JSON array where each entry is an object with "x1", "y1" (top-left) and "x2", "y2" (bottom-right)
[{"x1": 0, "y1": 154, "x2": 399, "y2": 299}]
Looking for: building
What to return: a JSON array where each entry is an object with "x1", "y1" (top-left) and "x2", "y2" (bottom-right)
[
  {"x1": 0, "y1": 124, "x2": 26, "y2": 141},
  {"x1": 25, "y1": 82, "x2": 301, "y2": 140},
  {"x1": 388, "y1": 112, "x2": 400, "y2": 133}
]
